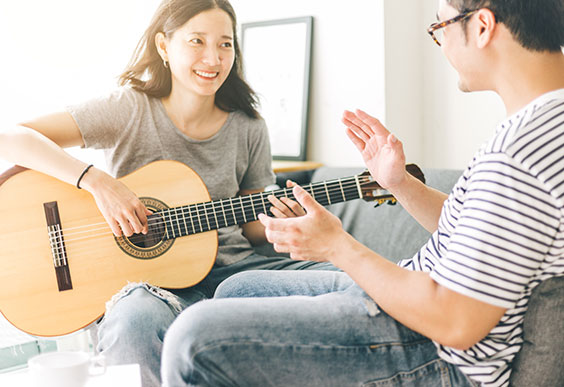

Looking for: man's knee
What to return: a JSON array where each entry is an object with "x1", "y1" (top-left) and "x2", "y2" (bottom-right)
[
  {"x1": 214, "y1": 272, "x2": 257, "y2": 298},
  {"x1": 164, "y1": 300, "x2": 220, "y2": 352}
]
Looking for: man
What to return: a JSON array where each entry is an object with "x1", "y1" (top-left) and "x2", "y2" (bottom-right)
[{"x1": 161, "y1": 1, "x2": 564, "y2": 386}]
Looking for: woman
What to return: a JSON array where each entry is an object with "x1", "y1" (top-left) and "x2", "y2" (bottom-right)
[{"x1": 0, "y1": 1, "x2": 332, "y2": 386}]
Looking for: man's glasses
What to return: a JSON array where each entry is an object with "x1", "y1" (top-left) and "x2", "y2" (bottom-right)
[{"x1": 427, "y1": 10, "x2": 478, "y2": 47}]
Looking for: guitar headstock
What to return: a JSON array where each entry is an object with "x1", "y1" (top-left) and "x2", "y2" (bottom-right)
[{"x1": 358, "y1": 164, "x2": 425, "y2": 207}]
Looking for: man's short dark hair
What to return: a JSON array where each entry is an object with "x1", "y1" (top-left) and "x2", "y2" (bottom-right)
[{"x1": 447, "y1": 0, "x2": 564, "y2": 52}]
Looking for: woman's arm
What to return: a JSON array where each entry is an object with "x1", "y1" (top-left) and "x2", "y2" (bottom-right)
[
  {"x1": 0, "y1": 112, "x2": 150, "y2": 236},
  {"x1": 1, "y1": 112, "x2": 89, "y2": 185}
]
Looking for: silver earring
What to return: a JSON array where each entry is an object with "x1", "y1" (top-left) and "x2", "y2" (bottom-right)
[{"x1": 163, "y1": 59, "x2": 169, "y2": 68}]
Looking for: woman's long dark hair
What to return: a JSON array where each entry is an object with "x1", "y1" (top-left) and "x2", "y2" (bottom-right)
[{"x1": 119, "y1": 0, "x2": 259, "y2": 118}]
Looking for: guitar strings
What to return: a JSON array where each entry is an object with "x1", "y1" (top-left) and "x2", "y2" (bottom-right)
[
  {"x1": 51, "y1": 178, "x2": 372, "y2": 239},
  {"x1": 46, "y1": 178, "x2": 379, "y2": 253},
  {"x1": 46, "y1": 184, "x2": 371, "y2": 258},
  {"x1": 49, "y1": 185, "x2": 368, "y2": 249},
  {"x1": 48, "y1": 183, "x2": 382, "y2": 258},
  {"x1": 47, "y1": 177, "x2": 378, "y2": 248},
  {"x1": 52, "y1": 175, "x2": 372, "y2": 234}
]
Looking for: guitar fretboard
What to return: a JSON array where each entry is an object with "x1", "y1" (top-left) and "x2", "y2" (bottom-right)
[{"x1": 151, "y1": 175, "x2": 366, "y2": 240}]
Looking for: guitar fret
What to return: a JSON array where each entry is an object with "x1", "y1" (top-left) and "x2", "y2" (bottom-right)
[
  {"x1": 160, "y1": 210, "x2": 169, "y2": 239},
  {"x1": 180, "y1": 206, "x2": 189, "y2": 235},
  {"x1": 249, "y1": 196, "x2": 257, "y2": 220},
  {"x1": 188, "y1": 205, "x2": 196, "y2": 234},
  {"x1": 310, "y1": 183, "x2": 315, "y2": 200},
  {"x1": 260, "y1": 192, "x2": 267, "y2": 214},
  {"x1": 228, "y1": 197, "x2": 236, "y2": 224},
  {"x1": 324, "y1": 182, "x2": 331, "y2": 205},
  {"x1": 174, "y1": 207, "x2": 183, "y2": 237},
  {"x1": 239, "y1": 196, "x2": 247, "y2": 223},
  {"x1": 203, "y1": 203, "x2": 211, "y2": 231},
  {"x1": 169, "y1": 209, "x2": 177, "y2": 239},
  {"x1": 220, "y1": 199, "x2": 228, "y2": 227},
  {"x1": 211, "y1": 201, "x2": 219, "y2": 229},
  {"x1": 339, "y1": 179, "x2": 346, "y2": 202},
  {"x1": 354, "y1": 175, "x2": 363, "y2": 199},
  {"x1": 195, "y1": 204, "x2": 203, "y2": 232}
]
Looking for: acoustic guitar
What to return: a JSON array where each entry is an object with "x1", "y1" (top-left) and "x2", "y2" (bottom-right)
[{"x1": 0, "y1": 160, "x2": 424, "y2": 337}]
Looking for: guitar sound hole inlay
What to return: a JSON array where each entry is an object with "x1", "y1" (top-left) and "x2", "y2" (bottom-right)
[{"x1": 114, "y1": 197, "x2": 174, "y2": 260}]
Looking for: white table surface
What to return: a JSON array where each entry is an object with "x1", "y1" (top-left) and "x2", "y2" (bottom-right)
[{"x1": 0, "y1": 363, "x2": 141, "y2": 387}]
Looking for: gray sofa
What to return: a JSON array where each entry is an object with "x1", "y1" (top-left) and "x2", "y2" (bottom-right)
[{"x1": 256, "y1": 166, "x2": 563, "y2": 387}]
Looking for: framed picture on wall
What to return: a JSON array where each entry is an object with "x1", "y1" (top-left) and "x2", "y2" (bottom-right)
[{"x1": 241, "y1": 16, "x2": 313, "y2": 161}]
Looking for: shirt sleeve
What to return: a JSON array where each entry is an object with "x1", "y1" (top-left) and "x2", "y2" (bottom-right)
[
  {"x1": 66, "y1": 87, "x2": 137, "y2": 149},
  {"x1": 429, "y1": 154, "x2": 559, "y2": 309},
  {"x1": 239, "y1": 116, "x2": 276, "y2": 190}
]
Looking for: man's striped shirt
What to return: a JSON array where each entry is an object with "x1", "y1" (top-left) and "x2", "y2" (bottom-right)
[{"x1": 399, "y1": 89, "x2": 564, "y2": 387}]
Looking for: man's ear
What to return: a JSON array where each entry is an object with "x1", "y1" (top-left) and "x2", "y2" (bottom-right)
[
  {"x1": 155, "y1": 32, "x2": 168, "y2": 62},
  {"x1": 475, "y1": 8, "x2": 497, "y2": 49}
]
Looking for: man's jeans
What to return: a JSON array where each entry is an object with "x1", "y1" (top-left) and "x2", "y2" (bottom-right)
[
  {"x1": 96, "y1": 254, "x2": 336, "y2": 387},
  {"x1": 161, "y1": 270, "x2": 476, "y2": 387}
]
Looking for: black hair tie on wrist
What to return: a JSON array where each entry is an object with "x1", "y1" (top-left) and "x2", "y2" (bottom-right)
[{"x1": 76, "y1": 164, "x2": 94, "y2": 189}]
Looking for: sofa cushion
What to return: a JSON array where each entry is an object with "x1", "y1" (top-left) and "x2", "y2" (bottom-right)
[{"x1": 509, "y1": 275, "x2": 564, "y2": 386}]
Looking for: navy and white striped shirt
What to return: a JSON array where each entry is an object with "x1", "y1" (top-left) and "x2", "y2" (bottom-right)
[{"x1": 399, "y1": 89, "x2": 564, "y2": 387}]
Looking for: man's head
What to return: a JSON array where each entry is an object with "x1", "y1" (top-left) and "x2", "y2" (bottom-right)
[
  {"x1": 446, "y1": 0, "x2": 564, "y2": 53},
  {"x1": 435, "y1": 0, "x2": 564, "y2": 95}
]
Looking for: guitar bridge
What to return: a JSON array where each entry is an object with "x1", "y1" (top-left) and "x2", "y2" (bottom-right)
[{"x1": 44, "y1": 201, "x2": 73, "y2": 291}]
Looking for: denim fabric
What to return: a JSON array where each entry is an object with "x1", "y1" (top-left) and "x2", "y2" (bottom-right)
[
  {"x1": 161, "y1": 270, "x2": 476, "y2": 387},
  {"x1": 96, "y1": 255, "x2": 336, "y2": 387}
]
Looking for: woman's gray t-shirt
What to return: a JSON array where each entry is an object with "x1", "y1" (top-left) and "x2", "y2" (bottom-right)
[{"x1": 67, "y1": 87, "x2": 275, "y2": 266}]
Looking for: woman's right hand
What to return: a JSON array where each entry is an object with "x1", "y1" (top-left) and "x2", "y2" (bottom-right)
[{"x1": 80, "y1": 167, "x2": 151, "y2": 237}]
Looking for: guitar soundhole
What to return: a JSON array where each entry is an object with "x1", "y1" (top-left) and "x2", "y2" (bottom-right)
[{"x1": 127, "y1": 214, "x2": 166, "y2": 248}]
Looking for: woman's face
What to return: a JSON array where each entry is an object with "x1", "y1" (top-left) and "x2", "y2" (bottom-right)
[{"x1": 163, "y1": 8, "x2": 235, "y2": 97}]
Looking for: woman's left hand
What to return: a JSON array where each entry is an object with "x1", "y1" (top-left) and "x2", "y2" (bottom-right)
[
  {"x1": 267, "y1": 180, "x2": 306, "y2": 218},
  {"x1": 259, "y1": 184, "x2": 348, "y2": 262}
]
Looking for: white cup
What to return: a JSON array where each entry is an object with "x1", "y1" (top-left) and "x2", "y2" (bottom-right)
[{"x1": 27, "y1": 351, "x2": 106, "y2": 387}]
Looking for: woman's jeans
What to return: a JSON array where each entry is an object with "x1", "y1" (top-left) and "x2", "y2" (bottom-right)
[
  {"x1": 161, "y1": 270, "x2": 476, "y2": 387},
  {"x1": 96, "y1": 254, "x2": 336, "y2": 387}
]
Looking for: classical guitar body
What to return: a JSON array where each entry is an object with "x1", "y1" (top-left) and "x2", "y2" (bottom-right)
[{"x1": 0, "y1": 160, "x2": 217, "y2": 337}]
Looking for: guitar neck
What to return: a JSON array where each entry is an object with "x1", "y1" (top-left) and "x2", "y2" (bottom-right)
[{"x1": 154, "y1": 175, "x2": 366, "y2": 240}]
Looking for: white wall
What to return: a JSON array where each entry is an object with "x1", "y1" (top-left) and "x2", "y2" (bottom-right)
[
  {"x1": 383, "y1": 0, "x2": 425, "y2": 166},
  {"x1": 420, "y1": 0, "x2": 506, "y2": 169},
  {"x1": 0, "y1": 0, "x2": 159, "y2": 172},
  {"x1": 383, "y1": 0, "x2": 506, "y2": 170},
  {"x1": 231, "y1": 0, "x2": 385, "y2": 167}
]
